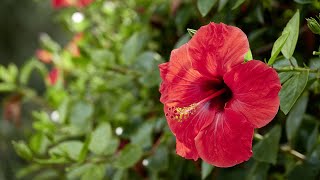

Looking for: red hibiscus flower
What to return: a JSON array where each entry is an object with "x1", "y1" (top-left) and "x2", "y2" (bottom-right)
[
  {"x1": 47, "y1": 68, "x2": 59, "y2": 85},
  {"x1": 52, "y1": 0, "x2": 93, "y2": 9},
  {"x1": 159, "y1": 23, "x2": 281, "y2": 167}
]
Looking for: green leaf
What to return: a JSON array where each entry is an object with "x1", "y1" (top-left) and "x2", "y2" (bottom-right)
[
  {"x1": 0, "y1": 83, "x2": 16, "y2": 92},
  {"x1": 244, "y1": 49, "x2": 253, "y2": 62},
  {"x1": 20, "y1": 59, "x2": 47, "y2": 85},
  {"x1": 113, "y1": 169, "x2": 128, "y2": 180},
  {"x1": 12, "y1": 141, "x2": 33, "y2": 161},
  {"x1": 253, "y1": 125, "x2": 281, "y2": 164},
  {"x1": 16, "y1": 164, "x2": 41, "y2": 179},
  {"x1": 114, "y1": 144, "x2": 143, "y2": 169},
  {"x1": 279, "y1": 71, "x2": 309, "y2": 115},
  {"x1": 49, "y1": 141, "x2": 83, "y2": 161},
  {"x1": 232, "y1": 0, "x2": 245, "y2": 10},
  {"x1": 81, "y1": 164, "x2": 105, "y2": 180},
  {"x1": 306, "y1": 17, "x2": 320, "y2": 35},
  {"x1": 197, "y1": 0, "x2": 217, "y2": 17},
  {"x1": 281, "y1": 10, "x2": 300, "y2": 59},
  {"x1": 288, "y1": 162, "x2": 320, "y2": 180},
  {"x1": 286, "y1": 93, "x2": 309, "y2": 143},
  {"x1": 89, "y1": 122, "x2": 113, "y2": 155},
  {"x1": 268, "y1": 33, "x2": 289, "y2": 65},
  {"x1": 29, "y1": 133, "x2": 50, "y2": 155},
  {"x1": 39, "y1": 33, "x2": 60, "y2": 52},
  {"x1": 294, "y1": 0, "x2": 314, "y2": 4},
  {"x1": 121, "y1": 32, "x2": 148, "y2": 65},
  {"x1": 147, "y1": 146, "x2": 169, "y2": 172},
  {"x1": 218, "y1": 0, "x2": 229, "y2": 11},
  {"x1": 279, "y1": 72, "x2": 295, "y2": 84},
  {"x1": 67, "y1": 164, "x2": 92, "y2": 179},
  {"x1": 187, "y1": 28, "x2": 197, "y2": 37},
  {"x1": 201, "y1": 161, "x2": 214, "y2": 180},
  {"x1": 307, "y1": 125, "x2": 319, "y2": 154},
  {"x1": 69, "y1": 101, "x2": 93, "y2": 131},
  {"x1": 247, "y1": 161, "x2": 270, "y2": 180},
  {"x1": 174, "y1": 34, "x2": 190, "y2": 48},
  {"x1": 130, "y1": 122, "x2": 153, "y2": 149}
]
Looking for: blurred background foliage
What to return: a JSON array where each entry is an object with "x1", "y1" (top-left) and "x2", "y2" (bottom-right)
[{"x1": 0, "y1": 0, "x2": 320, "y2": 179}]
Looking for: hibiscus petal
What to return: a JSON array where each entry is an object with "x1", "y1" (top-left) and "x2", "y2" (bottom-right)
[
  {"x1": 165, "y1": 102, "x2": 218, "y2": 161},
  {"x1": 159, "y1": 44, "x2": 219, "y2": 106},
  {"x1": 188, "y1": 22, "x2": 249, "y2": 77},
  {"x1": 195, "y1": 109, "x2": 254, "y2": 167},
  {"x1": 224, "y1": 60, "x2": 281, "y2": 128},
  {"x1": 176, "y1": 138, "x2": 199, "y2": 160}
]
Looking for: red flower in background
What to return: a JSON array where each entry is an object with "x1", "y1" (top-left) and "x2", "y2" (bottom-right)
[
  {"x1": 47, "y1": 68, "x2": 59, "y2": 85},
  {"x1": 52, "y1": 0, "x2": 93, "y2": 9},
  {"x1": 66, "y1": 33, "x2": 83, "y2": 57},
  {"x1": 159, "y1": 23, "x2": 281, "y2": 167},
  {"x1": 36, "y1": 49, "x2": 52, "y2": 63}
]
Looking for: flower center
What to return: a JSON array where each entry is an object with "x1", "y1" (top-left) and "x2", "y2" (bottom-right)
[{"x1": 208, "y1": 80, "x2": 233, "y2": 110}]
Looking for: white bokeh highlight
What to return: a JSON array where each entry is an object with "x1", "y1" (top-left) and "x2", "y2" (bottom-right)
[
  {"x1": 50, "y1": 111, "x2": 60, "y2": 123},
  {"x1": 115, "y1": 127, "x2": 123, "y2": 135},
  {"x1": 72, "y1": 12, "x2": 84, "y2": 23},
  {"x1": 142, "y1": 159, "x2": 149, "y2": 166}
]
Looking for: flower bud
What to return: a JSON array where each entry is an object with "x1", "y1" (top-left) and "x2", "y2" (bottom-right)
[{"x1": 307, "y1": 17, "x2": 320, "y2": 35}]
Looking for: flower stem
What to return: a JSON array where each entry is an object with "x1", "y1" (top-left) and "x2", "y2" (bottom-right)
[
  {"x1": 313, "y1": 51, "x2": 320, "y2": 55},
  {"x1": 274, "y1": 66, "x2": 318, "y2": 73},
  {"x1": 254, "y1": 133, "x2": 306, "y2": 161},
  {"x1": 280, "y1": 144, "x2": 306, "y2": 161}
]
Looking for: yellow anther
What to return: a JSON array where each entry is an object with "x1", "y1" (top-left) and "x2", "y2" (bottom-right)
[{"x1": 173, "y1": 103, "x2": 198, "y2": 122}]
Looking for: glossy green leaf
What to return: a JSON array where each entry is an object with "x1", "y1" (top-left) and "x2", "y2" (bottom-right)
[
  {"x1": 281, "y1": 10, "x2": 300, "y2": 59},
  {"x1": 294, "y1": 0, "x2": 314, "y2": 4},
  {"x1": 268, "y1": 33, "x2": 289, "y2": 65},
  {"x1": 69, "y1": 101, "x2": 93, "y2": 131},
  {"x1": 121, "y1": 32, "x2": 148, "y2": 65},
  {"x1": 286, "y1": 93, "x2": 309, "y2": 143},
  {"x1": 187, "y1": 28, "x2": 197, "y2": 37},
  {"x1": 244, "y1": 49, "x2": 253, "y2": 62},
  {"x1": 288, "y1": 162, "x2": 320, "y2": 180},
  {"x1": 29, "y1": 133, "x2": 50, "y2": 155},
  {"x1": 89, "y1": 122, "x2": 112, "y2": 155},
  {"x1": 130, "y1": 122, "x2": 153, "y2": 149},
  {"x1": 218, "y1": 0, "x2": 228, "y2": 11},
  {"x1": 253, "y1": 125, "x2": 281, "y2": 164},
  {"x1": 279, "y1": 71, "x2": 309, "y2": 115},
  {"x1": 39, "y1": 33, "x2": 60, "y2": 52},
  {"x1": 174, "y1": 34, "x2": 190, "y2": 48},
  {"x1": 279, "y1": 72, "x2": 295, "y2": 84},
  {"x1": 232, "y1": 0, "x2": 245, "y2": 10},
  {"x1": 307, "y1": 125, "x2": 319, "y2": 154},
  {"x1": 247, "y1": 161, "x2": 270, "y2": 180},
  {"x1": 114, "y1": 144, "x2": 143, "y2": 169},
  {"x1": 49, "y1": 141, "x2": 83, "y2": 161},
  {"x1": 19, "y1": 59, "x2": 47, "y2": 85},
  {"x1": 201, "y1": 161, "x2": 214, "y2": 180},
  {"x1": 12, "y1": 141, "x2": 33, "y2": 161},
  {"x1": 197, "y1": 0, "x2": 217, "y2": 17},
  {"x1": 148, "y1": 146, "x2": 169, "y2": 172},
  {"x1": 81, "y1": 164, "x2": 105, "y2": 180},
  {"x1": 67, "y1": 164, "x2": 92, "y2": 179},
  {"x1": 0, "y1": 83, "x2": 16, "y2": 92}
]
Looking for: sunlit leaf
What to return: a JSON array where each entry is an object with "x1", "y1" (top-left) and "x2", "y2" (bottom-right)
[{"x1": 281, "y1": 10, "x2": 300, "y2": 59}]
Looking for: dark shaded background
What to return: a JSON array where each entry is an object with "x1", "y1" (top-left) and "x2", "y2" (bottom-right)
[
  {"x1": 0, "y1": 0, "x2": 68, "y2": 66},
  {"x1": 0, "y1": 1, "x2": 67, "y2": 179}
]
